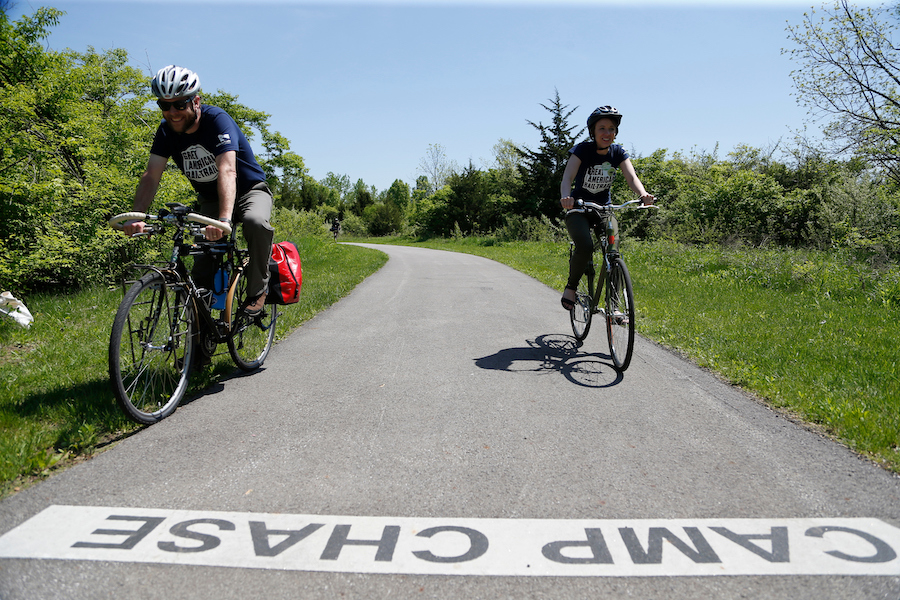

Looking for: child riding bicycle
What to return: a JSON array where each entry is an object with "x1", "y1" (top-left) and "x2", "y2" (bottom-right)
[{"x1": 559, "y1": 105, "x2": 655, "y2": 311}]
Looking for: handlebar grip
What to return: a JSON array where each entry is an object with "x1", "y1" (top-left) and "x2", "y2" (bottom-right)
[
  {"x1": 108, "y1": 212, "x2": 148, "y2": 231},
  {"x1": 187, "y1": 213, "x2": 233, "y2": 235}
]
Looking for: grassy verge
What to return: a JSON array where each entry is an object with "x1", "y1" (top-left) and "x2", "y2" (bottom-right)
[
  {"x1": 352, "y1": 235, "x2": 900, "y2": 473},
  {"x1": 0, "y1": 234, "x2": 386, "y2": 498}
]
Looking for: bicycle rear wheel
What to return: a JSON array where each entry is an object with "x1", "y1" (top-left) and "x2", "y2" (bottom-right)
[
  {"x1": 605, "y1": 257, "x2": 635, "y2": 370},
  {"x1": 570, "y1": 276, "x2": 593, "y2": 341},
  {"x1": 226, "y1": 267, "x2": 277, "y2": 371},
  {"x1": 109, "y1": 271, "x2": 194, "y2": 424}
]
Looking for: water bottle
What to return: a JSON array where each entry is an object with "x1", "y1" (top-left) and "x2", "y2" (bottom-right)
[
  {"x1": 211, "y1": 267, "x2": 228, "y2": 310},
  {"x1": 606, "y1": 218, "x2": 618, "y2": 252}
]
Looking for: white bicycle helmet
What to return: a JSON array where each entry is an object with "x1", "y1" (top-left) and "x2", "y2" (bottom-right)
[
  {"x1": 151, "y1": 65, "x2": 201, "y2": 99},
  {"x1": 587, "y1": 106, "x2": 623, "y2": 139}
]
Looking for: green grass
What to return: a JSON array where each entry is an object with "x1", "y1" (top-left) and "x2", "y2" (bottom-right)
[
  {"x1": 633, "y1": 242, "x2": 900, "y2": 467},
  {"x1": 0, "y1": 234, "x2": 386, "y2": 498},
  {"x1": 354, "y1": 235, "x2": 900, "y2": 473}
]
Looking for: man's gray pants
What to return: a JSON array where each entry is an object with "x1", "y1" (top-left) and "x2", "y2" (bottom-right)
[{"x1": 195, "y1": 183, "x2": 274, "y2": 301}]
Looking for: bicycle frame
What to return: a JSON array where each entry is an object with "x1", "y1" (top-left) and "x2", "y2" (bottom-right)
[
  {"x1": 114, "y1": 205, "x2": 241, "y2": 345},
  {"x1": 569, "y1": 200, "x2": 634, "y2": 314},
  {"x1": 566, "y1": 198, "x2": 655, "y2": 369},
  {"x1": 108, "y1": 202, "x2": 278, "y2": 423}
]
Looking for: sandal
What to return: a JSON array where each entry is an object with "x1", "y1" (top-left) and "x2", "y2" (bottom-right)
[{"x1": 560, "y1": 285, "x2": 577, "y2": 311}]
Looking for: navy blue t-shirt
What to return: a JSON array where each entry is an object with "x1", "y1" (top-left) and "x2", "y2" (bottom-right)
[
  {"x1": 150, "y1": 104, "x2": 266, "y2": 201},
  {"x1": 567, "y1": 141, "x2": 630, "y2": 204}
]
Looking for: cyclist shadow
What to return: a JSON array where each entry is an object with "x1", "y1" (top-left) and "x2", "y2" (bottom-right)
[
  {"x1": 179, "y1": 359, "x2": 267, "y2": 407},
  {"x1": 473, "y1": 334, "x2": 623, "y2": 388}
]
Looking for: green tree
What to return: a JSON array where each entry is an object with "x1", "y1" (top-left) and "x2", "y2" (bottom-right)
[
  {"x1": 441, "y1": 162, "x2": 492, "y2": 234},
  {"x1": 321, "y1": 172, "x2": 350, "y2": 202},
  {"x1": 786, "y1": 0, "x2": 900, "y2": 183},
  {"x1": 486, "y1": 138, "x2": 522, "y2": 201},
  {"x1": 296, "y1": 175, "x2": 338, "y2": 211},
  {"x1": 410, "y1": 185, "x2": 454, "y2": 236},
  {"x1": 0, "y1": 8, "x2": 163, "y2": 291},
  {"x1": 360, "y1": 180, "x2": 409, "y2": 236},
  {"x1": 270, "y1": 151, "x2": 308, "y2": 210},
  {"x1": 382, "y1": 178, "x2": 410, "y2": 213},
  {"x1": 515, "y1": 89, "x2": 582, "y2": 221},
  {"x1": 492, "y1": 138, "x2": 521, "y2": 173},
  {"x1": 365, "y1": 201, "x2": 402, "y2": 236},
  {"x1": 347, "y1": 177, "x2": 374, "y2": 216},
  {"x1": 412, "y1": 175, "x2": 430, "y2": 204}
]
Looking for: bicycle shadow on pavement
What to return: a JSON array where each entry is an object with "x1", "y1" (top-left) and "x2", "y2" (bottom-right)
[
  {"x1": 473, "y1": 334, "x2": 623, "y2": 388},
  {"x1": 178, "y1": 360, "x2": 269, "y2": 408}
]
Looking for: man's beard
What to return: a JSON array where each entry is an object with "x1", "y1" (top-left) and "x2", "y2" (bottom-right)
[{"x1": 172, "y1": 108, "x2": 198, "y2": 134}]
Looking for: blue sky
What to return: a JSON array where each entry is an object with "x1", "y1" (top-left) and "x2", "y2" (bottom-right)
[{"x1": 8, "y1": 0, "x2": 880, "y2": 191}]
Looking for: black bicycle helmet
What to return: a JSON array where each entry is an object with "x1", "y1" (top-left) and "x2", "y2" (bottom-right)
[{"x1": 587, "y1": 106, "x2": 623, "y2": 139}]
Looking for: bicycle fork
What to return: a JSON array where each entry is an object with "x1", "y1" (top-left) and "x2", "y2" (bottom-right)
[{"x1": 594, "y1": 237, "x2": 620, "y2": 319}]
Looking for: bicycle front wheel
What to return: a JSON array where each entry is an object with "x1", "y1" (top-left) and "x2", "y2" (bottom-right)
[
  {"x1": 570, "y1": 276, "x2": 593, "y2": 341},
  {"x1": 109, "y1": 271, "x2": 195, "y2": 424},
  {"x1": 226, "y1": 268, "x2": 277, "y2": 371},
  {"x1": 605, "y1": 257, "x2": 635, "y2": 370}
]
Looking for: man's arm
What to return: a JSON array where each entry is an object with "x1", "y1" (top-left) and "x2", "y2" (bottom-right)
[
  {"x1": 124, "y1": 154, "x2": 167, "y2": 236},
  {"x1": 203, "y1": 150, "x2": 237, "y2": 241},
  {"x1": 215, "y1": 150, "x2": 237, "y2": 221}
]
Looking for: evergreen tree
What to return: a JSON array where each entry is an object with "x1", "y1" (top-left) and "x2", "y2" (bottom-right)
[{"x1": 515, "y1": 89, "x2": 583, "y2": 221}]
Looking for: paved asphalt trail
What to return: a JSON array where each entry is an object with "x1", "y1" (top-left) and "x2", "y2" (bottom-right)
[{"x1": 1, "y1": 243, "x2": 898, "y2": 599}]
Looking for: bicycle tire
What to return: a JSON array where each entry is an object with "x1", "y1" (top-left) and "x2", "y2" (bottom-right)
[
  {"x1": 570, "y1": 277, "x2": 593, "y2": 341},
  {"x1": 226, "y1": 267, "x2": 277, "y2": 371},
  {"x1": 605, "y1": 257, "x2": 635, "y2": 371},
  {"x1": 109, "y1": 271, "x2": 195, "y2": 424}
]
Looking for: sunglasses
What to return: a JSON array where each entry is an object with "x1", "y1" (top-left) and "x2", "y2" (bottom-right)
[{"x1": 156, "y1": 97, "x2": 195, "y2": 111}]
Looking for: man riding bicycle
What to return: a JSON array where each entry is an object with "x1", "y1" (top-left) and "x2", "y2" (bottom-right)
[
  {"x1": 559, "y1": 106, "x2": 655, "y2": 311},
  {"x1": 123, "y1": 65, "x2": 274, "y2": 317}
]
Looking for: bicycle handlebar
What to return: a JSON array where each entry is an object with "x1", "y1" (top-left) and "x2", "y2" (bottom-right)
[
  {"x1": 108, "y1": 207, "x2": 233, "y2": 235},
  {"x1": 566, "y1": 198, "x2": 658, "y2": 216}
]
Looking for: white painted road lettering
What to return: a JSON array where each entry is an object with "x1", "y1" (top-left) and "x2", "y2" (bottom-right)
[{"x1": 1, "y1": 506, "x2": 898, "y2": 577}]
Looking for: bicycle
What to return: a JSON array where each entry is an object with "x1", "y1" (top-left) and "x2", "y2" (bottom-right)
[
  {"x1": 107, "y1": 202, "x2": 278, "y2": 424},
  {"x1": 566, "y1": 199, "x2": 654, "y2": 371}
]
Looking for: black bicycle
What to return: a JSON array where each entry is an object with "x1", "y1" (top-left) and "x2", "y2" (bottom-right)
[
  {"x1": 107, "y1": 203, "x2": 277, "y2": 424},
  {"x1": 566, "y1": 199, "x2": 654, "y2": 371}
]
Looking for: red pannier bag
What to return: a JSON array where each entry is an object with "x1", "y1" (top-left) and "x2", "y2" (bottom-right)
[{"x1": 266, "y1": 241, "x2": 302, "y2": 305}]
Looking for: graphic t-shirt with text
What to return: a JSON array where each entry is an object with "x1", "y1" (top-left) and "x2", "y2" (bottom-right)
[
  {"x1": 567, "y1": 142, "x2": 629, "y2": 205},
  {"x1": 150, "y1": 105, "x2": 266, "y2": 202}
]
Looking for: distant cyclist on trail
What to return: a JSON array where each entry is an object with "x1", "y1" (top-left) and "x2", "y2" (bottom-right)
[
  {"x1": 123, "y1": 65, "x2": 274, "y2": 317},
  {"x1": 559, "y1": 105, "x2": 655, "y2": 311},
  {"x1": 331, "y1": 217, "x2": 341, "y2": 241}
]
